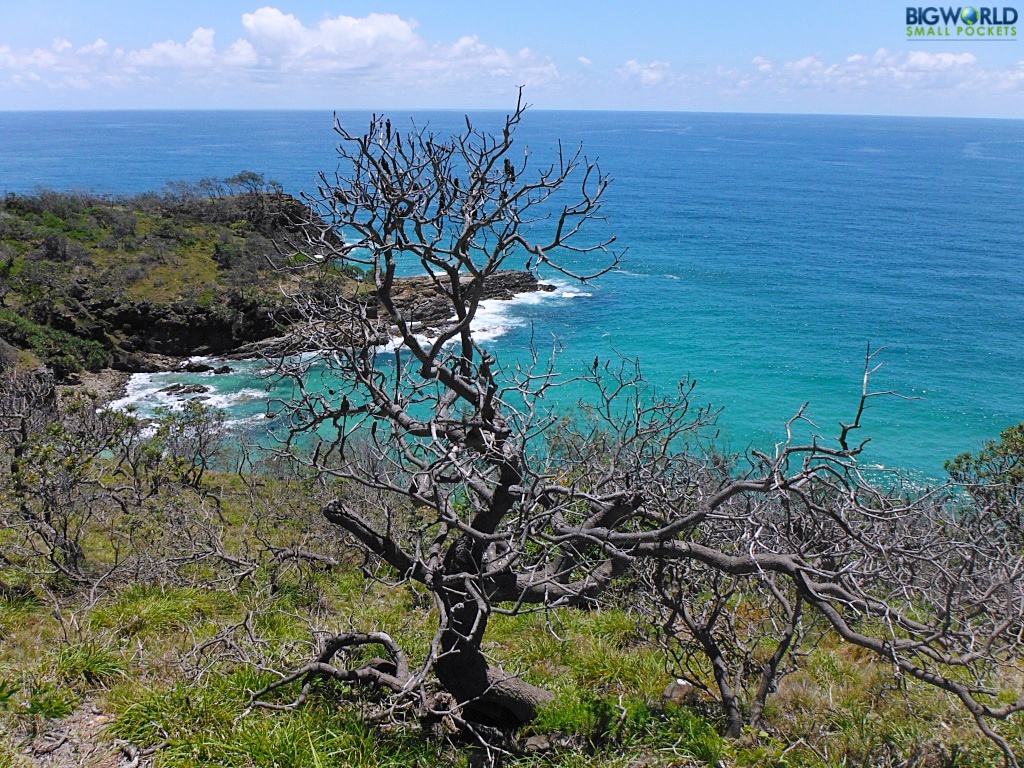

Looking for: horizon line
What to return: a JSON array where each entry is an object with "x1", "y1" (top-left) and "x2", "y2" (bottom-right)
[{"x1": 0, "y1": 106, "x2": 1021, "y2": 122}]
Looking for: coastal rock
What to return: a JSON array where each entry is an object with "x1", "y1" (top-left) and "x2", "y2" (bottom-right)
[
  {"x1": 661, "y1": 678, "x2": 698, "y2": 706},
  {"x1": 92, "y1": 293, "x2": 293, "y2": 358},
  {"x1": 0, "y1": 339, "x2": 19, "y2": 373},
  {"x1": 48, "y1": 264, "x2": 553, "y2": 388},
  {"x1": 85, "y1": 272, "x2": 549, "y2": 362},
  {"x1": 387, "y1": 270, "x2": 553, "y2": 326},
  {"x1": 228, "y1": 270, "x2": 553, "y2": 359},
  {"x1": 110, "y1": 351, "x2": 163, "y2": 374},
  {"x1": 158, "y1": 383, "x2": 211, "y2": 396}
]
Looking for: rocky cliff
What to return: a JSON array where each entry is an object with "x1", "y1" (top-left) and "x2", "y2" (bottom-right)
[{"x1": 0, "y1": 188, "x2": 554, "y2": 377}]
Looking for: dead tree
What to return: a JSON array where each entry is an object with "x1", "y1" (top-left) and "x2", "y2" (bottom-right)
[
  {"x1": 646, "y1": 558, "x2": 812, "y2": 739},
  {"x1": 259, "y1": 91, "x2": 625, "y2": 731},
  {"x1": 256, "y1": 97, "x2": 1024, "y2": 764}
]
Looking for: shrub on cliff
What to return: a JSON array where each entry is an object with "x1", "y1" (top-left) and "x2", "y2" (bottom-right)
[{"x1": 0, "y1": 309, "x2": 109, "y2": 377}]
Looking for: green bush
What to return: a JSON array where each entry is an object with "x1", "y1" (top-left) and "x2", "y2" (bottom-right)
[{"x1": 0, "y1": 309, "x2": 109, "y2": 376}]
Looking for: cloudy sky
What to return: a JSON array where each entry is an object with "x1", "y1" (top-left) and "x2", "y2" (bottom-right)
[{"x1": 1, "y1": 1, "x2": 1022, "y2": 116}]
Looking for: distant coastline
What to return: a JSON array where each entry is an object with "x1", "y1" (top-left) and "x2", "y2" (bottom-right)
[{"x1": 67, "y1": 269, "x2": 555, "y2": 410}]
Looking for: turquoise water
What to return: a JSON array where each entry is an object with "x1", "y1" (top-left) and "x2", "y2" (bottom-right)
[{"x1": 2, "y1": 110, "x2": 1022, "y2": 479}]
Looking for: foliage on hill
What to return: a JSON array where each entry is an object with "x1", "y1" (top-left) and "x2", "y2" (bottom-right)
[
  {"x1": 0, "y1": 174, "x2": 316, "y2": 378},
  {"x1": 948, "y1": 422, "x2": 1024, "y2": 533}
]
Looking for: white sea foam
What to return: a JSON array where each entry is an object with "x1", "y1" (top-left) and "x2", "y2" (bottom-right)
[
  {"x1": 471, "y1": 297, "x2": 521, "y2": 343},
  {"x1": 109, "y1": 279, "x2": 586, "y2": 422},
  {"x1": 107, "y1": 373, "x2": 162, "y2": 413},
  {"x1": 377, "y1": 332, "x2": 438, "y2": 353},
  {"x1": 200, "y1": 388, "x2": 271, "y2": 411},
  {"x1": 470, "y1": 278, "x2": 593, "y2": 341},
  {"x1": 377, "y1": 280, "x2": 581, "y2": 350},
  {"x1": 107, "y1": 359, "x2": 271, "y2": 418}
]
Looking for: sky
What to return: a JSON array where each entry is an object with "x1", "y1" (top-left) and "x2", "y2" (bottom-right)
[{"x1": 0, "y1": 1, "x2": 1023, "y2": 116}]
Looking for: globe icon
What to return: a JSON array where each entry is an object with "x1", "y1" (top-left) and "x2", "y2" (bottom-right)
[{"x1": 961, "y1": 7, "x2": 979, "y2": 24}]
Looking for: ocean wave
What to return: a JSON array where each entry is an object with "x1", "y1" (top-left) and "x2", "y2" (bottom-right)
[
  {"x1": 108, "y1": 373, "x2": 161, "y2": 413},
  {"x1": 199, "y1": 388, "x2": 271, "y2": 411},
  {"x1": 108, "y1": 280, "x2": 575, "y2": 423},
  {"x1": 109, "y1": 373, "x2": 271, "y2": 416}
]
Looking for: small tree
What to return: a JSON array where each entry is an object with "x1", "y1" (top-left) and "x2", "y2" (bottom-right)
[
  {"x1": 258, "y1": 97, "x2": 1024, "y2": 765},
  {"x1": 647, "y1": 555, "x2": 812, "y2": 739},
  {"x1": 948, "y1": 422, "x2": 1024, "y2": 538}
]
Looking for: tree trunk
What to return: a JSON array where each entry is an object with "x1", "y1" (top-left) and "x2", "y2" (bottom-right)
[
  {"x1": 435, "y1": 639, "x2": 554, "y2": 727},
  {"x1": 434, "y1": 533, "x2": 553, "y2": 728}
]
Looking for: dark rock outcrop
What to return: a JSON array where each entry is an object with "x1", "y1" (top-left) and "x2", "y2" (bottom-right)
[
  {"x1": 384, "y1": 270, "x2": 554, "y2": 328},
  {"x1": 230, "y1": 270, "x2": 554, "y2": 360},
  {"x1": 91, "y1": 291, "x2": 294, "y2": 359}
]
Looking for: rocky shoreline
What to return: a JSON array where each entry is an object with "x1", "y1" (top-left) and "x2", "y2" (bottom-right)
[
  {"x1": 230, "y1": 269, "x2": 555, "y2": 359},
  {"x1": 73, "y1": 369, "x2": 134, "y2": 405},
  {"x1": 74, "y1": 270, "x2": 554, "y2": 405}
]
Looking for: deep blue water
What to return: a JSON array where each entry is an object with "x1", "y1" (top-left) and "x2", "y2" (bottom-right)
[{"x1": 2, "y1": 110, "x2": 1023, "y2": 480}]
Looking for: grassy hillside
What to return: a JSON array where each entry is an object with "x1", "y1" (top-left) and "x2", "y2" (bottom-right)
[
  {"x1": 0, "y1": 396, "x2": 1011, "y2": 767},
  {"x1": 0, "y1": 177, "x2": 328, "y2": 378},
  {"x1": 1, "y1": 179, "x2": 1020, "y2": 767}
]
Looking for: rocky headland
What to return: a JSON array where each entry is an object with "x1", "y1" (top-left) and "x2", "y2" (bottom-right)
[{"x1": 0, "y1": 186, "x2": 553, "y2": 394}]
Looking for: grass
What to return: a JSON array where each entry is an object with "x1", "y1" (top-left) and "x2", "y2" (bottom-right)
[
  {"x1": 53, "y1": 640, "x2": 127, "y2": 687},
  {"x1": 110, "y1": 678, "x2": 449, "y2": 768},
  {"x1": 90, "y1": 583, "x2": 234, "y2": 639},
  {"x1": 123, "y1": 236, "x2": 221, "y2": 303},
  {"x1": 0, "y1": 574, "x2": 1009, "y2": 768},
  {"x1": 0, "y1": 467, "x2": 1016, "y2": 767}
]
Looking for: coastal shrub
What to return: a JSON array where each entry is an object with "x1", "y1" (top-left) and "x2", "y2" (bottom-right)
[
  {"x1": 948, "y1": 421, "x2": 1024, "y2": 535},
  {"x1": 0, "y1": 309, "x2": 109, "y2": 376}
]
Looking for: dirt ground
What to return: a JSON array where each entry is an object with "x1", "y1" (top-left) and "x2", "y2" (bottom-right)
[{"x1": 11, "y1": 702, "x2": 132, "y2": 768}]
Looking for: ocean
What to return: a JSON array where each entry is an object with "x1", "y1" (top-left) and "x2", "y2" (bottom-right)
[{"x1": 1, "y1": 109, "x2": 1022, "y2": 482}]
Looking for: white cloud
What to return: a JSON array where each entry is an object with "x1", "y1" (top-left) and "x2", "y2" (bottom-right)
[
  {"x1": 240, "y1": 6, "x2": 418, "y2": 63},
  {"x1": 706, "y1": 47, "x2": 999, "y2": 98},
  {"x1": 906, "y1": 51, "x2": 977, "y2": 69},
  {"x1": 0, "y1": 44, "x2": 59, "y2": 71},
  {"x1": 78, "y1": 39, "x2": 109, "y2": 56},
  {"x1": 0, "y1": 5, "x2": 565, "y2": 104},
  {"x1": 618, "y1": 59, "x2": 672, "y2": 86},
  {"x1": 599, "y1": 46, "x2": 1019, "y2": 113},
  {"x1": 222, "y1": 39, "x2": 259, "y2": 67},
  {"x1": 0, "y1": 7, "x2": 1021, "y2": 113},
  {"x1": 128, "y1": 28, "x2": 217, "y2": 68}
]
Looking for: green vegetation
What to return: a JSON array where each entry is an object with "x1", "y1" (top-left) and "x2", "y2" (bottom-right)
[
  {"x1": 0, "y1": 376, "x2": 1019, "y2": 766},
  {"x1": 948, "y1": 422, "x2": 1024, "y2": 534},
  {"x1": 1, "y1": 116, "x2": 1022, "y2": 765},
  {"x1": 0, "y1": 309, "x2": 108, "y2": 378},
  {"x1": 0, "y1": 176, "x2": 316, "y2": 378}
]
